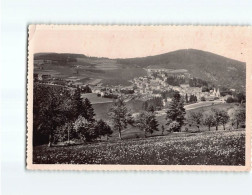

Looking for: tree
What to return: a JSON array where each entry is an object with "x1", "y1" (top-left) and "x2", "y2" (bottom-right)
[
  {"x1": 147, "y1": 105, "x2": 155, "y2": 113},
  {"x1": 211, "y1": 108, "x2": 222, "y2": 130},
  {"x1": 185, "y1": 93, "x2": 188, "y2": 103},
  {"x1": 167, "y1": 121, "x2": 180, "y2": 132},
  {"x1": 226, "y1": 97, "x2": 234, "y2": 103},
  {"x1": 166, "y1": 92, "x2": 185, "y2": 132},
  {"x1": 54, "y1": 122, "x2": 74, "y2": 144},
  {"x1": 95, "y1": 119, "x2": 113, "y2": 140},
  {"x1": 33, "y1": 84, "x2": 74, "y2": 147},
  {"x1": 83, "y1": 98, "x2": 96, "y2": 122},
  {"x1": 73, "y1": 116, "x2": 98, "y2": 142},
  {"x1": 72, "y1": 87, "x2": 84, "y2": 119},
  {"x1": 187, "y1": 111, "x2": 203, "y2": 131},
  {"x1": 189, "y1": 94, "x2": 197, "y2": 103},
  {"x1": 202, "y1": 112, "x2": 215, "y2": 131},
  {"x1": 228, "y1": 106, "x2": 246, "y2": 129},
  {"x1": 142, "y1": 101, "x2": 149, "y2": 111},
  {"x1": 236, "y1": 92, "x2": 246, "y2": 104},
  {"x1": 201, "y1": 96, "x2": 206, "y2": 101},
  {"x1": 108, "y1": 97, "x2": 130, "y2": 140},
  {"x1": 136, "y1": 111, "x2": 159, "y2": 138},
  {"x1": 219, "y1": 110, "x2": 229, "y2": 130},
  {"x1": 161, "y1": 125, "x2": 165, "y2": 135},
  {"x1": 202, "y1": 86, "x2": 209, "y2": 92}
]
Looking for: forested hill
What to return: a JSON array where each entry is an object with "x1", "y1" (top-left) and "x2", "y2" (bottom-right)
[
  {"x1": 117, "y1": 49, "x2": 246, "y2": 91},
  {"x1": 34, "y1": 49, "x2": 246, "y2": 91}
]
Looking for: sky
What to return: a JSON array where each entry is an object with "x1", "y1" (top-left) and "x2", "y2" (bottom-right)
[{"x1": 30, "y1": 25, "x2": 250, "y2": 62}]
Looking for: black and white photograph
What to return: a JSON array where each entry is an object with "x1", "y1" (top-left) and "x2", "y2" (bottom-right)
[{"x1": 27, "y1": 25, "x2": 250, "y2": 171}]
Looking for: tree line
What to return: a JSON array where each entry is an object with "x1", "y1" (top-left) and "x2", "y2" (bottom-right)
[
  {"x1": 34, "y1": 84, "x2": 246, "y2": 147},
  {"x1": 142, "y1": 97, "x2": 163, "y2": 111},
  {"x1": 33, "y1": 84, "x2": 112, "y2": 146},
  {"x1": 185, "y1": 93, "x2": 197, "y2": 103},
  {"x1": 187, "y1": 106, "x2": 245, "y2": 131}
]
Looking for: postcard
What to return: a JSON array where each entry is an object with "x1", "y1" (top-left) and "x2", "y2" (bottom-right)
[{"x1": 27, "y1": 25, "x2": 251, "y2": 171}]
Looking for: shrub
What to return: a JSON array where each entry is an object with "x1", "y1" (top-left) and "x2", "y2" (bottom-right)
[
  {"x1": 226, "y1": 97, "x2": 234, "y2": 103},
  {"x1": 201, "y1": 96, "x2": 206, "y2": 101},
  {"x1": 54, "y1": 122, "x2": 75, "y2": 143},
  {"x1": 167, "y1": 121, "x2": 180, "y2": 132}
]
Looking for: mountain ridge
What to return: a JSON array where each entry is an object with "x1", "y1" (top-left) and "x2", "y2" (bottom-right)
[
  {"x1": 34, "y1": 49, "x2": 246, "y2": 91},
  {"x1": 117, "y1": 49, "x2": 245, "y2": 91}
]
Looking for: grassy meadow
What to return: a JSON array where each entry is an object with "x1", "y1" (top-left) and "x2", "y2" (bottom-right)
[
  {"x1": 33, "y1": 130, "x2": 245, "y2": 165},
  {"x1": 91, "y1": 102, "x2": 238, "y2": 140}
]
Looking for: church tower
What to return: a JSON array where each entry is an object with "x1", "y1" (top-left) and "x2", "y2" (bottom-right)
[
  {"x1": 213, "y1": 88, "x2": 216, "y2": 96},
  {"x1": 216, "y1": 88, "x2": 220, "y2": 97}
]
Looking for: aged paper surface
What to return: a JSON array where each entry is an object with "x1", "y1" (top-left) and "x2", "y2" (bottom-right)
[{"x1": 27, "y1": 25, "x2": 251, "y2": 171}]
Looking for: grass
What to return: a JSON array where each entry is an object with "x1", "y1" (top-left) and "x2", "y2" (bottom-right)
[
  {"x1": 186, "y1": 102, "x2": 238, "y2": 113},
  {"x1": 91, "y1": 102, "x2": 238, "y2": 139},
  {"x1": 92, "y1": 99, "x2": 144, "y2": 121},
  {"x1": 33, "y1": 129, "x2": 245, "y2": 165}
]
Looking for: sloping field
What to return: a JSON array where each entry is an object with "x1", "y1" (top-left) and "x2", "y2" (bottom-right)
[
  {"x1": 92, "y1": 99, "x2": 144, "y2": 121},
  {"x1": 91, "y1": 101, "x2": 237, "y2": 139},
  {"x1": 33, "y1": 130, "x2": 245, "y2": 165}
]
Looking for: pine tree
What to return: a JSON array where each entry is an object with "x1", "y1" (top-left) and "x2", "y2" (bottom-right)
[
  {"x1": 83, "y1": 98, "x2": 96, "y2": 122},
  {"x1": 72, "y1": 87, "x2": 84, "y2": 119},
  {"x1": 166, "y1": 92, "x2": 185, "y2": 131},
  {"x1": 185, "y1": 93, "x2": 188, "y2": 103}
]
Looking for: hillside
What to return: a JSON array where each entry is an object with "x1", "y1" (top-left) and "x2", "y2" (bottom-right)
[
  {"x1": 117, "y1": 49, "x2": 246, "y2": 90},
  {"x1": 34, "y1": 53, "x2": 88, "y2": 60},
  {"x1": 34, "y1": 49, "x2": 246, "y2": 90},
  {"x1": 33, "y1": 130, "x2": 245, "y2": 165}
]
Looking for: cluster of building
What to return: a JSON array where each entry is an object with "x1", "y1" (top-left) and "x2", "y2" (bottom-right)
[
  {"x1": 92, "y1": 85, "x2": 121, "y2": 97},
  {"x1": 89, "y1": 68, "x2": 224, "y2": 103},
  {"x1": 133, "y1": 76, "x2": 167, "y2": 95},
  {"x1": 34, "y1": 68, "x2": 232, "y2": 104},
  {"x1": 179, "y1": 84, "x2": 221, "y2": 101},
  {"x1": 132, "y1": 75, "x2": 222, "y2": 102}
]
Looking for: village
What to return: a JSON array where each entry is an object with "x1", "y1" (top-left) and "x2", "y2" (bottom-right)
[
  {"x1": 90, "y1": 68, "x2": 228, "y2": 106},
  {"x1": 34, "y1": 67, "x2": 235, "y2": 109}
]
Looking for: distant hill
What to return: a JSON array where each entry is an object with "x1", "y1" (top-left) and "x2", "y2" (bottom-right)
[
  {"x1": 34, "y1": 53, "x2": 88, "y2": 60},
  {"x1": 117, "y1": 49, "x2": 246, "y2": 91},
  {"x1": 34, "y1": 49, "x2": 246, "y2": 91}
]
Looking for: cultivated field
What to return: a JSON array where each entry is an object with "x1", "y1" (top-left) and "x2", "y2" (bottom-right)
[
  {"x1": 33, "y1": 130, "x2": 245, "y2": 165},
  {"x1": 35, "y1": 61, "x2": 147, "y2": 86}
]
